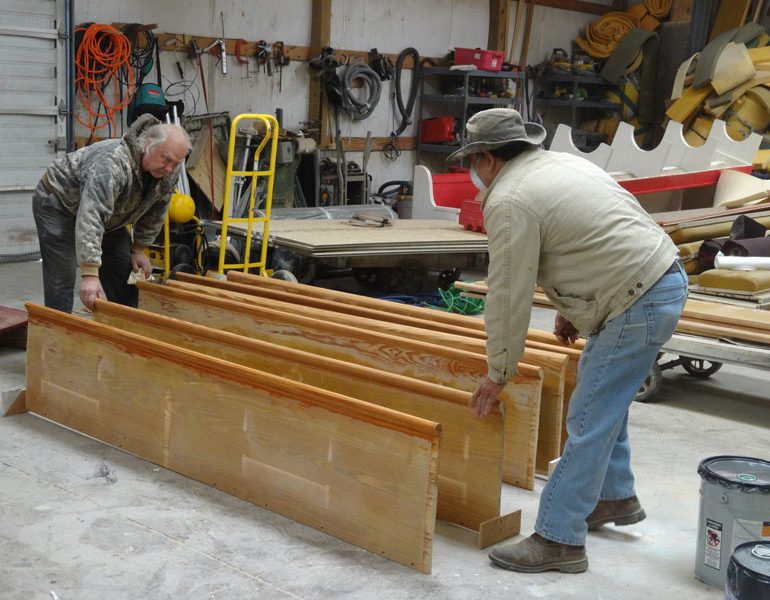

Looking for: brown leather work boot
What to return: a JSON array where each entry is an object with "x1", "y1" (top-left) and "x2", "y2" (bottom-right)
[
  {"x1": 586, "y1": 495, "x2": 646, "y2": 530},
  {"x1": 489, "y1": 533, "x2": 588, "y2": 573}
]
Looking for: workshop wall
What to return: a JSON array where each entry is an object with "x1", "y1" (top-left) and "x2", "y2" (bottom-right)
[{"x1": 73, "y1": 0, "x2": 599, "y2": 194}]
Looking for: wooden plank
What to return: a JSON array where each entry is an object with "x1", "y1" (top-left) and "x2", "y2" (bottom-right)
[
  {"x1": 177, "y1": 273, "x2": 487, "y2": 339},
  {"x1": 665, "y1": 84, "x2": 713, "y2": 123},
  {"x1": 2, "y1": 389, "x2": 26, "y2": 417},
  {"x1": 676, "y1": 317, "x2": 770, "y2": 344},
  {"x1": 684, "y1": 297, "x2": 770, "y2": 332},
  {"x1": 93, "y1": 301, "x2": 504, "y2": 531},
  {"x1": 478, "y1": 510, "x2": 522, "y2": 549},
  {"x1": 519, "y1": 0, "x2": 536, "y2": 72},
  {"x1": 25, "y1": 304, "x2": 440, "y2": 573},
  {"x1": 137, "y1": 282, "x2": 543, "y2": 491},
  {"x1": 310, "y1": 0, "x2": 332, "y2": 147},
  {"x1": 488, "y1": 0, "x2": 510, "y2": 53},
  {"x1": 166, "y1": 278, "x2": 568, "y2": 474},
  {"x1": 709, "y1": 0, "x2": 752, "y2": 41},
  {"x1": 533, "y1": 0, "x2": 612, "y2": 15}
]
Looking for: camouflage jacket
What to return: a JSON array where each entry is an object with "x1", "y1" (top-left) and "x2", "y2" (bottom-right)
[{"x1": 42, "y1": 114, "x2": 179, "y2": 274}]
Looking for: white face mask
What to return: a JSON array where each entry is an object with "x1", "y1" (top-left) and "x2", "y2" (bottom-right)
[{"x1": 470, "y1": 164, "x2": 487, "y2": 191}]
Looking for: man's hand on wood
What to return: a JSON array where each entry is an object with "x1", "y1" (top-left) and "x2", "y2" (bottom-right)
[
  {"x1": 80, "y1": 275, "x2": 105, "y2": 311},
  {"x1": 469, "y1": 376, "x2": 505, "y2": 418}
]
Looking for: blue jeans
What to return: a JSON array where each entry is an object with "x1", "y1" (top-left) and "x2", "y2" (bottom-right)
[{"x1": 535, "y1": 262, "x2": 687, "y2": 546}]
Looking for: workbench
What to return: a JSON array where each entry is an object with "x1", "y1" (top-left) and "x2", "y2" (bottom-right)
[{"x1": 219, "y1": 218, "x2": 489, "y2": 293}]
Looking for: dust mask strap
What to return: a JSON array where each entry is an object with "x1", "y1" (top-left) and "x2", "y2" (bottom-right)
[{"x1": 470, "y1": 164, "x2": 486, "y2": 191}]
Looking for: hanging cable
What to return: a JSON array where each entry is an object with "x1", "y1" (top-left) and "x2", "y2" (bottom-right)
[
  {"x1": 340, "y1": 63, "x2": 382, "y2": 120},
  {"x1": 391, "y1": 47, "x2": 420, "y2": 137},
  {"x1": 74, "y1": 23, "x2": 134, "y2": 141},
  {"x1": 119, "y1": 24, "x2": 156, "y2": 89}
]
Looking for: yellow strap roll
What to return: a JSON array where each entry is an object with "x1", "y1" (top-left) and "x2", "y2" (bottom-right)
[
  {"x1": 644, "y1": 0, "x2": 671, "y2": 18},
  {"x1": 576, "y1": 12, "x2": 637, "y2": 59}
]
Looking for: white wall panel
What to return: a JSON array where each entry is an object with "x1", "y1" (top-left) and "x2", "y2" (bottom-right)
[{"x1": 72, "y1": 0, "x2": 599, "y2": 195}]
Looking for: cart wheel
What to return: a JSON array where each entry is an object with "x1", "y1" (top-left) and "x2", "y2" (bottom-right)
[
  {"x1": 169, "y1": 263, "x2": 195, "y2": 279},
  {"x1": 635, "y1": 363, "x2": 663, "y2": 403},
  {"x1": 271, "y1": 269, "x2": 298, "y2": 283},
  {"x1": 680, "y1": 357, "x2": 723, "y2": 379},
  {"x1": 389, "y1": 259, "x2": 428, "y2": 295},
  {"x1": 353, "y1": 268, "x2": 387, "y2": 292}
]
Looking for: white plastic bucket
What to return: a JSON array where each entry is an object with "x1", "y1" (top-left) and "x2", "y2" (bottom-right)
[{"x1": 694, "y1": 456, "x2": 770, "y2": 589}]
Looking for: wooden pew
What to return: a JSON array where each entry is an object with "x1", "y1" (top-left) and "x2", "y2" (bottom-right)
[
  {"x1": 221, "y1": 271, "x2": 584, "y2": 461},
  {"x1": 137, "y1": 282, "x2": 543, "y2": 491},
  {"x1": 25, "y1": 304, "x2": 440, "y2": 573},
  {"x1": 93, "y1": 300, "x2": 511, "y2": 534},
  {"x1": 169, "y1": 277, "x2": 569, "y2": 475}
]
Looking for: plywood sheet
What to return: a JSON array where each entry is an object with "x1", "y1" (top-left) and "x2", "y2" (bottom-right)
[
  {"x1": 223, "y1": 219, "x2": 488, "y2": 256},
  {"x1": 137, "y1": 282, "x2": 542, "y2": 491},
  {"x1": 25, "y1": 304, "x2": 440, "y2": 573},
  {"x1": 94, "y1": 301, "x2": 503, "y2": 531}
]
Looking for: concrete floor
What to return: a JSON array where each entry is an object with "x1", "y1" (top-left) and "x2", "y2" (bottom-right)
[{"x1": 1, "y1": 259, "x2": 767, "y2": 599}]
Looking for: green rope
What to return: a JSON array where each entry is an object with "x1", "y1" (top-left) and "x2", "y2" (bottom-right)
[{"x1": 431, "y1": 285, "x2": 485, "y2": 315}]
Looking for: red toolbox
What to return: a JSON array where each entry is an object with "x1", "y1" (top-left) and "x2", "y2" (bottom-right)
[
  {"x1": 420, "y1": 116, "x2": 455, "y2": 144},
  {"x1": 454, "y1": 47, "x2": 504, "y2": 71},
  {"x1": 460, "y1": 198, "x2": 485, "y2": 233}
]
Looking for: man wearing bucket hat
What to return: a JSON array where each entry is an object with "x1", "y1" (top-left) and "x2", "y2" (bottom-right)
[{"x1": 454, "y1": 108, "x2": 687, "y2": 573}]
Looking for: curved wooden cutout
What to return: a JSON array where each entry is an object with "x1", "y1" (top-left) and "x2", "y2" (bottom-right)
[{"x1": 549, "y1": 124, "x2": 612, "y2": 169}]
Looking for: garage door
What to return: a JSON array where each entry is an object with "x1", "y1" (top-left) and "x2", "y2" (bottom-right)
[{"x1": 0, "y1": 0, "x2": 64, "y2": 260}]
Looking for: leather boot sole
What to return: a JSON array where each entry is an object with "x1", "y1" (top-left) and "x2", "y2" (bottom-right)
[
  {"x1": 489, "y1": 554, "x2": 589, "y2": 574},
  {"x1": 587, "y1": 508, "x2": 646, "y2": 531}
]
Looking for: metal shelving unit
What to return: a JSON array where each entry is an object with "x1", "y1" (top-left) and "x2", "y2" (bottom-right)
[
  {"x1": 533, "y1": 71, "x2": 620, "y2": 151},
  {"x1": 417, "y1": 66, "x2": 524, "y2": 166}
]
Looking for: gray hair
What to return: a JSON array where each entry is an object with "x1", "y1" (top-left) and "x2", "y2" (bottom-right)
[{"x1": 143, "y1": 124, "x2": 192, "y2": 155}]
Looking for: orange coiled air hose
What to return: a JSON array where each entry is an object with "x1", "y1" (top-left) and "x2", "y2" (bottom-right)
[{"x1": 75, "y1": 23, "x2": 134, "y2": 139}]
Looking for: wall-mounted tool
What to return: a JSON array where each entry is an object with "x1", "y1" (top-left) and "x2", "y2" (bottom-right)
[
  {"x1": 256, "y1": 41, "x2": 272, "y2": 75},
  {"x1": 188, "y1": 38, "x2": 228, "y2": 75},
  {"x1": 235, "y1": 39, "x2": 250, "y2": 78},
  {"x1": 273, "y1": 41, "x2": 290, "y2": 92}
]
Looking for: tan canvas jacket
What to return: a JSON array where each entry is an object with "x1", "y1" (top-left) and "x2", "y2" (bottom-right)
[{"x1": 482, "y1": 146, "x2": 678, "y2": 384}]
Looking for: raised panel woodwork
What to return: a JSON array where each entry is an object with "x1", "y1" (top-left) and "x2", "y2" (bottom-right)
[{"x1": 26, "y1": 304, "x2": 440, "y2": 573}]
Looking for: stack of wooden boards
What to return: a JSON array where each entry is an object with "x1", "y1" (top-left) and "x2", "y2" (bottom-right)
[
  {"x1": 654, "y1": 202, "x2": 770, "y2": 305},
  {"x1": 458, "y1": 279, "x2": 770, "y2": 348},
  {"x1": 22, "y1": 273, "x2": 584, "y2": 574}
]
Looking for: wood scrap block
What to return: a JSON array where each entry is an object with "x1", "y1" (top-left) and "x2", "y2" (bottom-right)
[
  {"x1": 186, "y1": 125, "x2": 226, "y2": 211},
  {"x1": 478, "y1": 510, "x2": 521, "y2": 549},
  {"x1": 25, "y1": 304, "x2": 440, "y2": 573},
  {"x1": 94, "y1": 301, "x2": 503, "y2": 531},
  {"x1": 666, "y1": 85, "x2": 713, "y2": 123},
  {"x1": 137, "y1": 281, "x2": 543, "y2": 491}
]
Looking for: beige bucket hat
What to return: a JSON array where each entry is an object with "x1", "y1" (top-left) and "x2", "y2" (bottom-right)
[{"x1": 447, "y1": 108, "x2": 546, "y2": 162}]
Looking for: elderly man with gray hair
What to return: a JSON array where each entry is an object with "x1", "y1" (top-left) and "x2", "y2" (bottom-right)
[
  {"x1": 449, "y1": 108, "x2": 686, "y2": 574},
  {"x1": 32, "y1": 113, "x2": 191, "y2": 312}
]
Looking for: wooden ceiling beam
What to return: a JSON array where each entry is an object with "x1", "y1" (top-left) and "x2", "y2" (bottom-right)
[
  {"x1": 488, "y1": 0, "x2": 510, "y2": 52},
  {"x1": 533, "y1": 0, "x2": 615, "y2": 16},
  {"x1": 309, "y1": 0, "x2": 332, "y2": 145}
]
